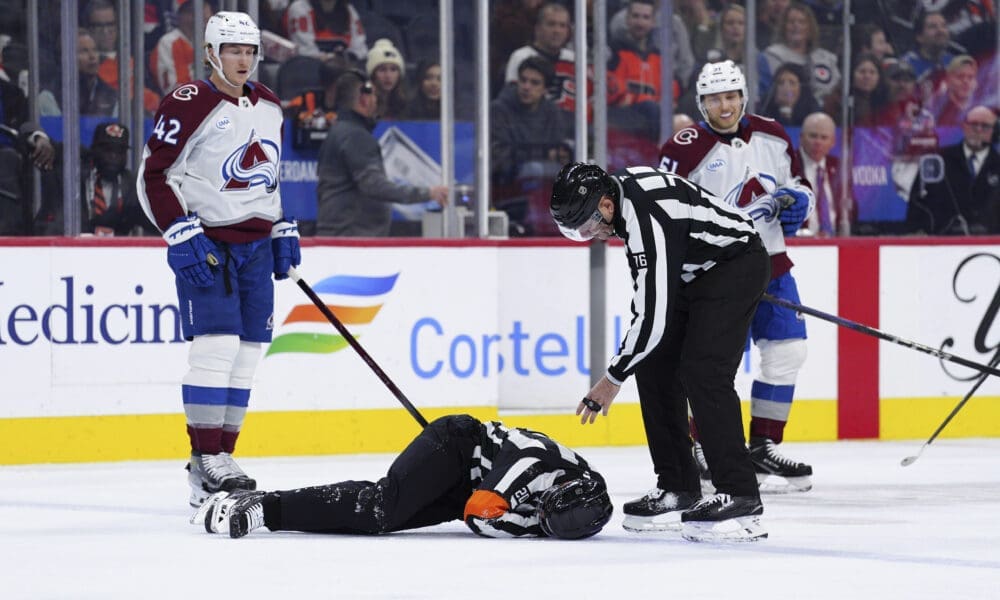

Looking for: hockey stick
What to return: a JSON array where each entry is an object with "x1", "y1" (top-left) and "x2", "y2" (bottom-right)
[
  {"x1": 900, "y1": 350, "x2": 1000, "y2": 467},
  {"x1": 287, "y1": 267, "x2": 429, "y2": 428},
  {"x1": 762, "y1": 293, "x2": 1000, "y2": 378}
]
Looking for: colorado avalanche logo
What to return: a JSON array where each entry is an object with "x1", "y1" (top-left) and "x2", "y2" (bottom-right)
[
  {"x1": 221, "y1": 129, "x2": 279, "y2": 192},
  {"x1": 172, "y1": 84, "x2": 198, "y2": 101},
  {"x1": 724, "y1": 170, "x2": 779, "y2": 222}
]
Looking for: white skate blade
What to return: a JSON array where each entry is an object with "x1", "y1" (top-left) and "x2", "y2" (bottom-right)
[
  {"x1": 757, "y1": 473, "x2": 812, "y2": 494},
  {"x1": 190, "y1": 491, "x2": 230, "y2": 532},
  {"x1": 622, "y1": 510, "x2": 684, "y2": 533},
  {"x1": 189, "y1": 484, "x2": 212, "y2": 508},
  {"x1": 681, "y1": 516, "x2": 768, "y2": 543}
]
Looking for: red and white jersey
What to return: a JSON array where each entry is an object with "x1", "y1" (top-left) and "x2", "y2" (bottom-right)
[
  {"x1": 657, "y1": 114, "x2": 812, "y2": 278},
  {"x1": 137, "y1": 80, "x2": 284, "y2": 244}
]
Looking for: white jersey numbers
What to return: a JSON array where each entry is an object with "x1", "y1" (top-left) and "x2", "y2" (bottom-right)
[{"x1": 153, "y1": 115, "x2": 182, "y2": 145}]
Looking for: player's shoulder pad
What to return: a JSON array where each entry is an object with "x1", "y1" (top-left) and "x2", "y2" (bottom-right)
[
  {"x1": 251, "y1": 82, "x2": 282, "y2": 107},
  {"x1": 658, "y1": 123, "x2": 713, "y2": 173},
  {"x1": 744, "y1": 113, "x2": 794, "y2": 143},
  {"x1": 155, "y1": 80, "x2": 220, "y2": 119}
]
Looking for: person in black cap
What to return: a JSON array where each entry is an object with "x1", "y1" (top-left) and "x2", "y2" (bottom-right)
[{"x1": 84, "y1": 122, "x2": 148, "y2": 236}]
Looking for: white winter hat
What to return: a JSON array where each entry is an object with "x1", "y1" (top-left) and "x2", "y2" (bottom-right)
[{"x1": 366, "y1": 38, "x2": 405, "y2": 77}]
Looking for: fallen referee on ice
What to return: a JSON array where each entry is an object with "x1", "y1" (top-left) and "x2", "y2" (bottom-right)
[{"x1": 191, "y1": 415, "x2": 613, "y2": 540}]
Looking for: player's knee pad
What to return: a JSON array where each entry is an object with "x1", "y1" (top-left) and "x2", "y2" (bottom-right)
[
  {"x1": 230, "y1": 341, "x2": 262, "y2": 389},
  {"x1": 185, "y1": 335, "x2": 241, "y2": 387},
  {"x1": 757, "y1": 338, "x2": 807, "y2": 385}
]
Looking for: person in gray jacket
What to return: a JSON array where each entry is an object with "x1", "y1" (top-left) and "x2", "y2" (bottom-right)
[{"x1": 316, "y1": 71, "x2": 448, "y2": 236}]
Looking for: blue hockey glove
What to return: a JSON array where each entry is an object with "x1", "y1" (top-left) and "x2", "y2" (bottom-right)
[
  {"x1": 163, "y1": 214, "x2": 217, "y2": 287},
  {"x1": 271, "y1": 219, "x2": 301, "y2": 280},
  {"x1": 774, "y1": 186, "x2": 810, "y2": 236}
]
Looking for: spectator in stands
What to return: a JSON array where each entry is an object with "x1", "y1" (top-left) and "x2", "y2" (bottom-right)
[
  {"x1": 491, "y1": 56, "x2": 571, "y2": 188},
  {"x1": 284, "y1": 0, "x2": 367, "y2": 66},
  {"x1": 504, "y1": 3, "x2": 586, "y2": 117},
  {"x1": 823, "y1": 52, "x2": 887, "y2": 127},
  {"x1": 941, "y1": 0, "x2": 997, "y2": 59},
  {"x1": 758, "y1": 2, "x2": 841, "y2": 107},
  {"x1": 0, "y1": 60, "x2": 55, "y2": 235},
  {"x1": 678, "y1": 3, "x2": 746, "y2": 119},
  {"x1": 78, "y1": 29, "x2": 118, "y2": 117},
  {"x1": 798, "y1": 112, "x2": 852, "y2": 237},
  {"x1": 366, "y1": 38, "x2": 407, "y2": 121},
  {"x1": 755, "y1": 0, "x2": 791, "y2": 49},
  {"x1": 878, "y1": 59, "x2": 919, "y2": 127},
  {"x1": 759, "y1": 62, "x2": 819, "y2": 127},
  {"x1": 82, "y1": 122, "x2": 148, "y2": 236},
  {"x1": 705, "y1": 3, "x2": 746, "y2": 68},
  {"x1": 404, "y1": 60, "x2": 441, "y2": 120},
  {"x1": 880, "y1": 58, "x2": 940, "y2": 209},
  {"x1": 907, "y1": 105, "x2": 1000, "y2": 235},
  {"x1": 151, "y1": 0, "x2": 215, "y2": 93},
  {"x1": 84, "y1": 0, "x2": 118, "y2": 65},
  {"x1": 83, "y1": 0, "x2": 160, "y2": 114},
  {"x1": 315, "y1": 71, "x2": 448, "y2": 236},
  {"x1": 800, "y1": 0, "x2": 843, "y2": 52},
  {"x1": 851, "y1": 23, "x2": 895, "y2": 64},
  {"x1": 926, "y1": 54, "x2": 979, "y2": 127},
  {"x1": 901, "y1": 10, "x2": 954, "y2": 94},
  {"x1": 608, "y1": 0, "x2": 665, "y2": 139},
  {"x1": 610, "y1": 0, "x2": 694, "y2": 92},
  {"x1": 287, "y1": 59, "x2": 347, "y2": 144},
  {"x1": 677, "y1": 0, "x2": 718, "y2": 66},
  {"x1": 490, "y1": 0, "x2": 543, "y2": 97}
]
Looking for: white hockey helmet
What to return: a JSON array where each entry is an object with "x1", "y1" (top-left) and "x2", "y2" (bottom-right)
[
  {"x1": 204, "y1": 11, "x2": 262, "y2": 87},
  {"x1": 695, "y1": 60, "x2": 748, "y2": 123}
]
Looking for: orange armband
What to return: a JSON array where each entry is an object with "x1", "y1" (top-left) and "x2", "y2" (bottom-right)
[{"x1": 463, "y1": 490, "x2": 510, "y2": 520}]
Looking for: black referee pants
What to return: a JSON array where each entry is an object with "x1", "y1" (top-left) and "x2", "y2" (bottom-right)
[
  {"x1": 636, "y1": 239, "x2": 770, "y2": 498},
  {"x1": 271, "y1": 415, "x2": 481, "y2": 534}
]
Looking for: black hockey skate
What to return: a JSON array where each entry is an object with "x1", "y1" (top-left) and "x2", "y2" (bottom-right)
[
  {"x1": 192, "y1": 489, "x2": 266, "y2": 537},
  {"x1": 186, "y1": 452, "x2": 257, "y2": 508},
  {"x1": 749, "y1": 437, "x2": 813, "y2": 494},
  {"x1": 680, "y1": 493, "x2": 767, "y2": 542},
  {"x1": 622, "y1": 488, "x2": 700, "y2": 533},
  {"x1": 692, "y1": 442, "x2": 715, "y2": 494}
]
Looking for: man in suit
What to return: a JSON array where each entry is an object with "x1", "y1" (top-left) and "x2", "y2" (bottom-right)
[
  {"x1": 798, "y1": 112, "x2": 853, "y2": 237},
  {"x1": 907, "y1": 105, "x2": 1000, "y2": 235}
]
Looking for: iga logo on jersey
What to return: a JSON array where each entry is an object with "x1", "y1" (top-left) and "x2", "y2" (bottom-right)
[{"x1": 221, "y1": 129, "x2": 280, "y2": 192}]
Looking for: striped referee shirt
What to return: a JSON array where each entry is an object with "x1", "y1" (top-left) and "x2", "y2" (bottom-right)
[
  {"x1": 465, "y1": 421, "x2": 603, "y2": 538},
  {"x1": 606, "y1": 166, "x2": 759, "y2": 385}
]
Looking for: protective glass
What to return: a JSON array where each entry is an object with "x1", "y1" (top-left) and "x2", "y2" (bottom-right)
[{"x1": 558, "y1": 208, "x2": 612, "y2": 242}]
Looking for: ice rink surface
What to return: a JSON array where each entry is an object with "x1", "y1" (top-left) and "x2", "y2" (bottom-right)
[{"x1": 2, "y1": 438, "x2": 998, "y2": 599}]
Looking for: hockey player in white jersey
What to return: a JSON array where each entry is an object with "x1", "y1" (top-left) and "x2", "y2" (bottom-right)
[
  {"x1": 658, "y1": 60, "x2": 814, "y2": 494},
  {"x1": 137, "y1": 12, "x2": 301, "y2": 507}
]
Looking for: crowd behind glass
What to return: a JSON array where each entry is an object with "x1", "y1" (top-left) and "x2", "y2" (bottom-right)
[{"x1": 0, "y1": 0, "x2": 996, "y2": 237}]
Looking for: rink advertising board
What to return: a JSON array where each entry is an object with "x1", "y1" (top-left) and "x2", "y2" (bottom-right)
[{"x1": 0, "y1": 237, "x2": 997, "y2": 463}]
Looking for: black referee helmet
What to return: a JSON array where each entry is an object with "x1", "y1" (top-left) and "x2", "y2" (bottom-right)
[
  {"x1": 538, "y1": 477, "x2": 613, "y2": 540},
  {"x1": 549, "y1": 162, "x2": 617, "y2": 230}
]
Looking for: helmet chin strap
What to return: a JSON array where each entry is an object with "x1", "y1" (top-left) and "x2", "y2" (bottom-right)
[{"x1": 207, "y1": 48, "x2": 258, "y2": 90}]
